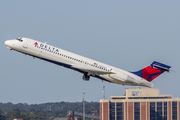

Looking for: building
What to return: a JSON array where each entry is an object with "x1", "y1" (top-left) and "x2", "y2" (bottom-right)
[{"x1": 100, "y1": 88, "x2": 180, "y2": 120}]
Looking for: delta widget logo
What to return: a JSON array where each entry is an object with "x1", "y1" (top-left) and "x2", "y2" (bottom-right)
[{"x1": 34, "y1": 42, "x2": 38, "y2": 46}]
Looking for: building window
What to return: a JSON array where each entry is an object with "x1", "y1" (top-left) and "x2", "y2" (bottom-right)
[
  {"x1": 164, "y1": 102, "x2": 167, "y2": 120},
  {"x1": 150, "y1": 102, "x2": 156, "y2": 120},
  {"x1": 112, "y1": 98, "x2": 126, "y2": 99},
  {"x1": 134, "y1": 102, "x2": 140, "y2": 120},
  {"x1": 110, "y1": 102, "x2": 115, "y2": 120},
  {"x1": 157, "y1": 102, "x2": 163, "y2": 120},
  {"x1": 150, "y1": 102, "x2": 167, "y2": 120},
  {"x1": 128, "y1": 97, "x2": 170, "y2": 99},
  {"x1": 172, "y1": 101, "x2": 177, "y2": 120},
  {"x1": 116, "y1": 102, "x2": 123, "y2": 120}
]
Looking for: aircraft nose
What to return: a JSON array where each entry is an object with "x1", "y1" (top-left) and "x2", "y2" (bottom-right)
[
  {"x1": 5, "y1": 40, "x2": 14, "y2": 50},
  {"x1": 5, "y1": 40, "x2": 10, "y2": 46}
]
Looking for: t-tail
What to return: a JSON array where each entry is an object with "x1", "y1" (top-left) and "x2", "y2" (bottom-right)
[{"x1": 132, "y1": 61, "x2": 171, "y2": 82}]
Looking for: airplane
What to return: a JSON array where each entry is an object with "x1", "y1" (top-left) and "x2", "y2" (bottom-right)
[{"x1": 5, "y1": 37, "x2": 171, "y2": 88}]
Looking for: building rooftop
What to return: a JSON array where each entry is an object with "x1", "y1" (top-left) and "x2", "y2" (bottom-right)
[{"x1": 110, "y1": 88, "x2": 172, "y2": 100}]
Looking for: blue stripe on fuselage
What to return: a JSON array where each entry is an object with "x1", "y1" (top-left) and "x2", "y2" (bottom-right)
[
  {"x1": 22, "y1": 51, "x2": 111, "y2": 83},
  {"x1": 41, "y1": 57, "x2": 111, "y2": 82}
]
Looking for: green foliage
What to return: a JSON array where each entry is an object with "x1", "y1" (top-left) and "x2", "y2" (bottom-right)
[
  {"x1": 0, "y1": 110, "x2": 5, "y2": 120},
  {"x1": 0, "y1": 101, "x2": 99, "y2": 119}
]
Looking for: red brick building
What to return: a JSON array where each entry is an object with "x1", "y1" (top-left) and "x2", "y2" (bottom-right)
[{"x1": 100, "y1": 88, "x2": 180, "y2": 120}]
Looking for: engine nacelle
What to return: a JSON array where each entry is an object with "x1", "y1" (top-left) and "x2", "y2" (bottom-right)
[
  {"x1": 125, "y1": 75, "x2": 136, "y2": 83},
  {"x1": 109, "y1": 72, "x2": 127, "y2": 82},
  {"x1": 83, "y1": 74, "x2": 90, "y2": 81},
  {"x1": 110, "y1": 72, "x2": 136, "y2": 83}
]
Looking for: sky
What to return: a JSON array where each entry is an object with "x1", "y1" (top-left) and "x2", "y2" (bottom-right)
[{"x1": 0, "y1": 1, "x2": 180, "y2": 104}]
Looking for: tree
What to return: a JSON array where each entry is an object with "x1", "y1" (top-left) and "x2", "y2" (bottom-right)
[{"x1": 0, "y1": 114, "x2": 5, "y2": 120}]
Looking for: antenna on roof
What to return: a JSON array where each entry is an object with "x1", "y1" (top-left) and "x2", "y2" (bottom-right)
[{"x1": 102, "y1": 86, "x2": 105, "y2": 99}]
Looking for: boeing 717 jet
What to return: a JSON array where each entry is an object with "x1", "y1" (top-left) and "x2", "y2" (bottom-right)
[{"x1": 5, "y1": 38, "x2": 171, "y2": 88}]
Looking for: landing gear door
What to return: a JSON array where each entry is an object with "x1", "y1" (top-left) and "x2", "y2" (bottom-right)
[{"x1": 23, "y1": 40, "x2": 28, "y2": 49}]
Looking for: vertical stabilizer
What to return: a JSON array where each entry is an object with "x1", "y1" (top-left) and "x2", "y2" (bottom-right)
[{"x1": 131, "y1": 61, "x2": 171, "y2": 82}]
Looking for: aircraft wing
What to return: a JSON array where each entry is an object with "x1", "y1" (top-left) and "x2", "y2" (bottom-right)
[{"x1": 71, "y1": 64, "x2": 115, "y2": 75}]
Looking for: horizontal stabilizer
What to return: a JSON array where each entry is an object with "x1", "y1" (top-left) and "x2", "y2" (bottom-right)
[{"x1": 150, "y1": 61, "x2": 171, "y2": 72}]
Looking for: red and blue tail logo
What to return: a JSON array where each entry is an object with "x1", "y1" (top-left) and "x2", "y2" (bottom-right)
[{"x1": 131, "y1": 61, "x2": 171, "y2": 82}]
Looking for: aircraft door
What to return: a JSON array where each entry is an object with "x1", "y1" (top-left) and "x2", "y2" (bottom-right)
[{"x1": 23, "y1": 40, "x2": 28, "y2": 48}]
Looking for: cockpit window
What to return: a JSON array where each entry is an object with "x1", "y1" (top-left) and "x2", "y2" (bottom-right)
[{"x1": 16, "y1": 38, "x2": 23, "y2": 42}]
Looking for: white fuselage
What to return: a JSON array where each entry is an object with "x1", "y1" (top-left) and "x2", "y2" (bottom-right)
[{"x1": 5, "y1": 38, "x2": 153, "y2": 88}]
